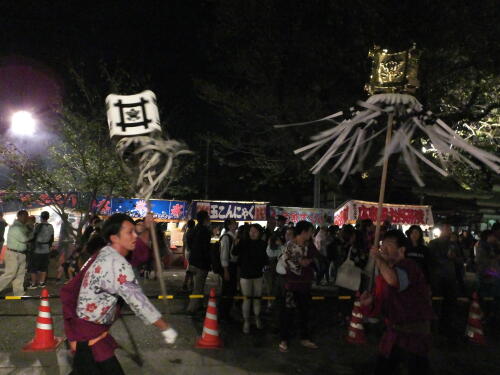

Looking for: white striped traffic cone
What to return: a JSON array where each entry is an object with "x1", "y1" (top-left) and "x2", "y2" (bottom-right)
[
  {"x1": 23, "y1": 288, "x2": 64, "y2": 351},
  {"x1": 195, "y1": 288, "x2": 223, "y2": 348},
  {"x1": 465, "y1": 292, "x2": 486, "y2": 345},
  {"x1": 346, "y1": 292, "x2": 367, "y2": 345}
]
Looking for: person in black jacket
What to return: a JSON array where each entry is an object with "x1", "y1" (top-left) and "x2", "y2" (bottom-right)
[
  {"x1": 405, "y1": 225, "x2": 431, "y2": 283},
  {"x1": 233, "y1": 224, "x2": 268, "y2": 334},
  {"x1": 186, "y1": 210, "x2": 211, "y2": 313}
]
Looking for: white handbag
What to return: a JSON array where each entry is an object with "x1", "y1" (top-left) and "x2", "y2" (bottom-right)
[
  {"x1": 276, "y1": 253, "x2": 287, "y2": 275},
  {"x1": 335, "y1": 247, "x2": 361, "y2": 291}
]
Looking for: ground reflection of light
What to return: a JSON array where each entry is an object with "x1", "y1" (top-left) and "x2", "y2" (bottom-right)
[{"x1": 11, "y1": 111, "x2": 36, "y2": 136}]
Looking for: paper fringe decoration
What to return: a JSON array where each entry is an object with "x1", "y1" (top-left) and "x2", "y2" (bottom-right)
[
  {"x1": 115, "y1": 135, "x2": 191, "y2": 201},
  {"x1": 276, "y1": 93, "x2": 500, "y2": 186}
]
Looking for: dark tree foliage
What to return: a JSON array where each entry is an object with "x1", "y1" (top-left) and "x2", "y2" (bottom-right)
[{"x1": 0, "y1": 1, "x2": 498, "y2": 207}]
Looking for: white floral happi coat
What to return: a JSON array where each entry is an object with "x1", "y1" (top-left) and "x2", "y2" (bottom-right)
[{"x1": 77, "y1": 246, "x2": 161, "y2": 325}]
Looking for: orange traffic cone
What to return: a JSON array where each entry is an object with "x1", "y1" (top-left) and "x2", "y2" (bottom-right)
[
  {"x1": 465, "y1": 292, "x2": 486, "y2": 345},
  {"x1": 346, "y1": 292, "x2": 367, "y2": 345},
  {"x1": 23, "y1": 288, "x2": 64, "y2": 351},
  {"x1": 195, "y1": 288, "x2": 223, "y2": 349}
]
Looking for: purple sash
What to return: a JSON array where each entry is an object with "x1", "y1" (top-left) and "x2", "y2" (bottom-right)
[{"x1": 60, "y1": 253, "x2": 118, "y2": 362}]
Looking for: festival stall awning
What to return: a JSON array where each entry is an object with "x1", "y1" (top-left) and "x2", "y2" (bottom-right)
[
  {"x1": 192, "y1": 200, "x2": 269, "y2": 222},
  {"x1": 333, "y1": 200, "x2": 434, "y2": 227},
  {"x1": 270, "y1": 206, "x2": 334, "y2": 226},
  {"x1": 0, "y1": 191, "x2": 79, "y2": 213},
  {"x1": 94, "y1": 197, "x2": 188, "y2": 221}
]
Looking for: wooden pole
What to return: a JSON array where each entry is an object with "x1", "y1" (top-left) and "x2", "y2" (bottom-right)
[
  {"x1": 373, "y1": 113, "x2": 394, "y2": 245},
  {"x1": 146, "y1": 205, "x2": 169, "y2": 311},
  {"x1": 369, "y1": 112, "x2": 394, "y2": 289}
]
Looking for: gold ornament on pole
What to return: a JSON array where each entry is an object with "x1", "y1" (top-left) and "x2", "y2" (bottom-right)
[
  {"x1": 365, "y1": 44, "x2": 421, "y2": 253},
  {"x1": 365, "y1": 43, "x2": 421, "y2": 95}
]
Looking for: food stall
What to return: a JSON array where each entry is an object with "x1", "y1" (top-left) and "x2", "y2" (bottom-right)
[
  {"x1": 191, "y1": 200, "x2": 269, "y2": 227},
  {"x1": 270, "y1": 206, "x2": 334, "y2": 227},
  {"x1": 94, "y1": 197, "x2": 189, "y2": 265},
  {"x1": 333, "y1": 199, "x2": 434, "y2": 237}
]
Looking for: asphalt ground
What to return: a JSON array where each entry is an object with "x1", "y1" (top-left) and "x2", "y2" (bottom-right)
[{"x1": 0, "y1": 259, "x2": 498, "y2": 374}]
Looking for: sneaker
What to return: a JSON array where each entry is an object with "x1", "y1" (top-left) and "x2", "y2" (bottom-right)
[
  {"x1": 243, "y1": 321, "x2": 250, "y2": 334},
  {"x1": 255, "y1": 317, "x2": 263, "y2": 330},
  {"x1": 28, "y1": 284, "x2": 37, "y2": 290},
  {"x1": 300, "y1": 340, "x2": 319, "y2": 349},
  {"x1": 38, "y1": 282, "x2": 46, "y2": 288}
]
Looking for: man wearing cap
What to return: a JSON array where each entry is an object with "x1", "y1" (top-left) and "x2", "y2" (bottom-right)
[{"x1": 0, "y1": 210, "x2": 29, "y2": 296}]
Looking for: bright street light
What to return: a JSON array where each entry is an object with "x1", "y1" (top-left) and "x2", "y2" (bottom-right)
[{"x1": 11, "y1": 110, "x2": 36, "y2": 136}]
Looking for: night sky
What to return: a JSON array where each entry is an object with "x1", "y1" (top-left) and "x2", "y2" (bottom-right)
[{"x1": 0, "y1": 1, "x2": 498, "y2": 208}]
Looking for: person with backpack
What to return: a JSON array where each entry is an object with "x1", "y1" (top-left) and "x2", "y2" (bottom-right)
[
  {"x1": 28, "y1": 211, "x2": 54, "y2": 289},
  {"x1": 209, "y1": 225, "x2": 224, "y2": 277},
  {"x1": 61, "y1": 213, "x2": 177, "y2": 374},
  {"x1": 265, "y1": 233, "x2": 285, "y2": 311},
  {"x1": 186, "y1": 210, "x2": 212, "y2": 314},
  {"x1": 233, "y1": 224, "x2": 268, "y2": 333},
  {"x1": 218, "y1": 218, "x2": 238, "y2": 321}
]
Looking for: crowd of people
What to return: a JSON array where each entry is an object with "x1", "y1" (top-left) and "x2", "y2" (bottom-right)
[
  {"x1": 0, "y1": 210, "x2": 55, "y2": 295},
  {"x1": 182, "y1": 213, "x2": 500, "y2": 373},
  {"x1": 0, "y1": 210, "x2": 174, "y2": 296},
  {"x1": 0, "y1": 209, "x2": 498, "y2": 374}
]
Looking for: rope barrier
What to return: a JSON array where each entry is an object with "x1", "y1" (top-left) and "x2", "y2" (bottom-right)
[{"x1": 0, "y1": 294, "x2": 495, "y2": 301}]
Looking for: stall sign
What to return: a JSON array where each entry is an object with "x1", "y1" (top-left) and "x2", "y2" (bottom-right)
[
  {"x1": 334, "y1": 200, "x2": 434, "y2": 226},
  {"x1": 0, "y1": 192, "x2": 79, "y2": 212},
  {"x1": 93, "y1": 197, "x2": 187, "y2": 220},
  {"x1": 270, "y1": 206, "x2": 333, "y2": 226},
  {"x1": 193, "y1": 201, "x2": 268, "y2": 221}
]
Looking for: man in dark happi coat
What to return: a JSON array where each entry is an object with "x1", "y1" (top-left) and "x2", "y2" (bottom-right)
[{"x1": 360, "y1": 230, "x2": 433, "y2": 375}]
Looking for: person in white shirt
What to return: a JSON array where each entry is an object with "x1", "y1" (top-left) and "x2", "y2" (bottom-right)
[
  {"x1": 265, "y1": 233, "x2": 285, "y2": 310},
  {"x1": 218, "y1": 218, "x2": 238, "y2": 321}
]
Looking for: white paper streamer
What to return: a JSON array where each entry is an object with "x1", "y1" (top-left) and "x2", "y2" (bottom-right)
[
  {"x1": 278, "y1": 93, "x2": 499, "y2": 185},
  {"x1": 115, "y1": 136, "x2": 191, "y2": 201}
]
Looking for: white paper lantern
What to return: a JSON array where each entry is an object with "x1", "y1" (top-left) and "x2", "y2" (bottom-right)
[{"x1": 106, "y1": 90, "x2": 161, "y2": 137}]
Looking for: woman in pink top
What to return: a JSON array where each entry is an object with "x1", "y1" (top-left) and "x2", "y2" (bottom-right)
[{"x1": 129, "y1": 219, "x2": 152, "y2": 278}]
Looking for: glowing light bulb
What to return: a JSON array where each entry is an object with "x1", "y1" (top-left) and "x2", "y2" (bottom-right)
[{"x1": 11, "y1": 111, "x2": 36, "y2": 136}]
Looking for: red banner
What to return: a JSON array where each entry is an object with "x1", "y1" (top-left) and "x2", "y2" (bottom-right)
[{"x1": 334, "y1": 200, "x2": 433, "y2": 226}]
